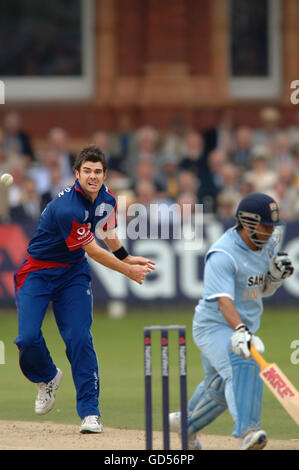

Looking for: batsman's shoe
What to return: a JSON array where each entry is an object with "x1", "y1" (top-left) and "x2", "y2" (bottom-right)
[
  {"x1": 80, "y1": 415, "x2": 103, "y2": 434},
  {"x1": 239, "y1": 429, "x2": 267, "y2": 450},
  {"x1": 35, "y1": 368, "x2": 63, "y2": 415},
  {"x1": 169, "y1": 411, "x2": 202, "y2": 450}
]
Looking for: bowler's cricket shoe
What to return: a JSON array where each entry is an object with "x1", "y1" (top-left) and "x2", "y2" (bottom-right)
[
  {"x1": 169, "y1": 411, "x2": 202, "y2": 450},
  {"x1": 35, "y1": 368, "x2": 63, "y2": 415},
  {"x1": 80, "y1": 415, "x2": 103, "y2": 434},
  {"x1": 239, "y1": 429, "x2": 267, "y2": 450}
]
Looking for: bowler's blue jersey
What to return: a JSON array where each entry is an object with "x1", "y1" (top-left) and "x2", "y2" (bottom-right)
[
  {"x1": 28, "y1": 179, "x2": 117, "y2": 264},
  {"x1": 194, "y1": 227, "x2": 277, "y2": 333}
]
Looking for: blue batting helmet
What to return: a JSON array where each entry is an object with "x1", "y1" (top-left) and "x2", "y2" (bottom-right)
[{"x1": 236, "y1": 192, "x2": 284, "y2": 227}]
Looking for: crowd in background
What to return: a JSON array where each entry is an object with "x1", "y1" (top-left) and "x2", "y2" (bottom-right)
[{"x1": 1, "y1": 106, "x2": 299, "y2": 229}]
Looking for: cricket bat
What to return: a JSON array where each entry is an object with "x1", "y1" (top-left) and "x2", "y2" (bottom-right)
[{"x1": 251, "y1": 344, "x2": 299, "y2": 426}]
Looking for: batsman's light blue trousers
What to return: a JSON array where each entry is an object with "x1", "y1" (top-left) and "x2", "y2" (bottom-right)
[
  {"x1": 14, "y1": 257, "x2": 100, "y2": 419},
  {"x1": 189, "y1": 322, "x2": 263, "y2": 438}
]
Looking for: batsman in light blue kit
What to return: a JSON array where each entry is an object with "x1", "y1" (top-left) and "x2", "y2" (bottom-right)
[
  {"x1": 169, "y1": 192, "x2": 294, "y2": 450},
  {"x1": 14, "y1": 145, "x2": 154, "y2": 434}
]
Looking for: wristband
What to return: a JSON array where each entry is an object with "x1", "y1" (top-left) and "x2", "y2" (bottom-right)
[{"x1": 113, "y1": 246, "x2": 129, "y2": 260}]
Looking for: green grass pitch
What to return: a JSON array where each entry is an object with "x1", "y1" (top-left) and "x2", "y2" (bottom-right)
[{"x1": 0, "y1": 305, "x2": 299, "y2": 440}]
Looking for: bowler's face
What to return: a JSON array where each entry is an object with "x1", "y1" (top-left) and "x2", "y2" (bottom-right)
[{"x1": 76, "y1": 161, "x2": 106, "y2": 200}]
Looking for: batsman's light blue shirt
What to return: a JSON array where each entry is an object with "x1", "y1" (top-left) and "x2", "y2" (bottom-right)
[{"x1": 194, "y1": 227, "x2": 276, "y2": 333}]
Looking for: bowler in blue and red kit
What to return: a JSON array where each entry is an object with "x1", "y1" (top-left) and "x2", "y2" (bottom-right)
[{"x1": 14, "y1": 145, "x2": 154, "y2": 434}]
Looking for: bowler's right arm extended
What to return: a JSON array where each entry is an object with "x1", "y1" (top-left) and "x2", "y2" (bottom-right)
[{"x1": 83, "y1": 239, "x2": 151, "y2": 284}]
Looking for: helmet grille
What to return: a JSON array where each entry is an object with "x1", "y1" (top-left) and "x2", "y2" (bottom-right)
[{"x1": 237, "y1": 211, "x2": 268, "y2": 248}]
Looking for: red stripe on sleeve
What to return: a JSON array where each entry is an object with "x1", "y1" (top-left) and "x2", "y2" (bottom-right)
[{"x1": 65, "y1": 220, "x2": 95, "y2": 250}]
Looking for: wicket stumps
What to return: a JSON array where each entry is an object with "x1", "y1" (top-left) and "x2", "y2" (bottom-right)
[{"x1": 144, "y1": 325, "x2": 188, "y2": 450}]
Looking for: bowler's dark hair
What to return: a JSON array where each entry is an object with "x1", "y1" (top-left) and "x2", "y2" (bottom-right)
[{"x1": 73, "y1": 145, "x2": 107, "y2": 173}]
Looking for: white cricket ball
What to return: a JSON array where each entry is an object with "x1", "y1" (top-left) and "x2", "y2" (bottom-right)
[{"x1": 0, "y1": 173, "x2": 14, "y2": 187}]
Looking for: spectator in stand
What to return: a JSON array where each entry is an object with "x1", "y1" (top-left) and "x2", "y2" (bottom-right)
[
  {"x1": 115, "y1": 188, "x2": 136, "y2": 220},
  {"x1": 41, "y1": 165, "x2": 70, "y2": 209},
  {"x1": 7, "y1": 164, "x2": 27, "y2": 211},
  {"x1": 289, "y1": 194, "x2": 299, "y2": 220},
  {"x1": 179, "y1": 131, "x2": 208, "y2": 178},
  {"x1": 287, "y1": 109, "x2": 299, "y2": 147},
  {"x1": 134, "y1": 177, "x2": 174, "y2": 226},
  {"x1": 176, "y1": 192, "x2": 198, "y2": 220},
  {"x1": 131, "y1": 158, "x2": 164, "y2": 196},
  {"x1": 159, "y1": 153, "x2": 180, "y2": 201},
  {"x1": 91, "y1": 130, "x2": 124, "y2": 175},
  {"x1": 0, "y1": 130, "x2": 11, "y2": 220},
  {"x1": 10, "y1": 178, "x2": 43, "y2": 226},
  {"x1": 134, "y1": 179, "x2": 157, "y2": 210},
  {"x1": 105, "y1": 168, "x2": 132, "y2": 196},
  {"x1": 109, "y1": 112, "x2": 136, "y2": 161},
  {"x1": 243, "y1": 145, "x2": 277, "y2": 194},
  {"x1": 27, "y1": 149, "x2": 60, "y2": 197},
  {"x1": 271, "y1": 161, "x2": 299, "y2": 221},
  {"x1": 278, "y1": 161, "x2": 295, "y2": 188},
  {"x1": 215, "y1": 190, "x2": 240, "y2": 221},
  {"x1": 271, "y1": 132, "x2": 293, "y2": 169},
  {"x1": 203, "y1": 108, "x2": 235, "y2": 156},
  {"x1": 0, "y1": 128, "x2": 5, "y2": 155},
  {"x1": 0, "y1": 127, "x2": 23, "y2": 175},
  {"x1": 2, "y1": 111, "x2": 35, "y2": 164},
  {"x1": 91, "y1": 131, "x2": 132, "y2": 194},
  {"x1": 207, "y1": 149, "x2": 228, "y2": 181},
  {"x1": 47, "y1": 127, "x2": 75, "y2": 182},
  {"x1": 229, "y1": 126, "x2": 252, "y2": 170},
  {"x1": 270, "y1": 179, "x2": 293, "y2": 221},
  {"x1": 213, "y1": 161, "x2": 241, "y2": 221},
  {"x1": 176, "y1": 191, "x2": 198, "y2": 234},
  {"x1": 160, "y1": 117, "x2": 189, "y2": 160},
  {"x1": 292, "y1": 144, "x2": 299, "y2": 189},
  {"x1": 177, "y1": 171, "x2": 199, "y2": 201},
  {"x1": 251, "y1": 107, "x2": 281, "y2": 152},
  {"x1": 219, "y1": 163, "x2": 240, "y2": 195},
  {"x1": 7, "y1": 115, "x2": 299, "y2": 226},
  {"x1": 239, "y1": 175, "x2": 256, "y2": 198},
  {"x1": 0, "y1": 184, "x2": 10, "y2": 222},
  {"x1": 125, "y1": 125, "x2": 160, "y2": 175},
  {"x1": 198, "y1": 149, "x2": 228, "y2": 212}
]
